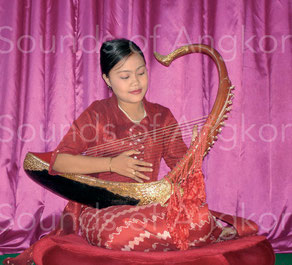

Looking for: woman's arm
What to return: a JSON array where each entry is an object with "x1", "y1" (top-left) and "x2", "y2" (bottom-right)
[
  {"x1": 52, "y1": 150, "x2": 153, "y2": 183},
  {"x1": 52, "y1": 153, "x2": 111, "y2": 174}
]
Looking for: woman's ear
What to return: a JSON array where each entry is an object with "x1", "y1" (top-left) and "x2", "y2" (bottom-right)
[{"x1": 102, "y1": 74, "x2": 111, "y2": 88}]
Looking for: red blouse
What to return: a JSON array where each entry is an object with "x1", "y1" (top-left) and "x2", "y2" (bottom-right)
[{"x1": 49, "y1": 94, "x2": 188, "y2": 182}]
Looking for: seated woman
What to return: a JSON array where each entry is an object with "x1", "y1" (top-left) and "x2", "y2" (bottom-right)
[{"x1": 4, "y1": 39, "x2": 232, "y2": 264}]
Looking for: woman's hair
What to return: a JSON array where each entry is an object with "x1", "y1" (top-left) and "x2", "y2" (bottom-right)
[{"x1": 100, "y1": 38, "x2": 145, "y2": 76}]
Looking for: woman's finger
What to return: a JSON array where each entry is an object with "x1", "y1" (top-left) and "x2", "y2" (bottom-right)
[
  {"x1": 125, "y1": 168, "x2": 149, "y2": 182},
  {"x1": 126, "y1": 170, "x2": 144, "y2": 183},
  {"x1": 133, "y1": 165, "x2": 153, "y2": 173},
  {"x1": 135, "y1": 171, "x2": 150, "y2": 181},
  {"x1": 123, "y1": 149, "x2": 141, "y2": 156},
  {"x1": 134, "y1": 159, "x2": 152, "y2": 168}
]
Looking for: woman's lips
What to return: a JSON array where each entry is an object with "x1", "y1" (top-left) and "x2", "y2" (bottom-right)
[{"x1": 129, "y1": 88, "x2": 142, "y2": 95}]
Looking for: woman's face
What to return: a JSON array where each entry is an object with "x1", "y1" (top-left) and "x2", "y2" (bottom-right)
[{"x1": 103, "y1": 52, "x2": 148, "y2": 105}]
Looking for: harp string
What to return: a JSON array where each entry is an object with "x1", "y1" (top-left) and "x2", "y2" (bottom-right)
[
  {"x1": 84, "y1": 119, "x2": 205, "y2": 157},
  {"x1": 85, "y1": 125, "x2": 203, "y2": 158},
  {"x1": 84, "y1": 115, "x2": 208, "y2": 156},
  {"x1": 84, "y1": 115, "x2": 207, "y2": 154},
  {"x1": 86, "y1": 121, "x2": 205, "y2": 157},
  {"x1": 98, "y1": 126, "x2": 204, "y2": 161},
  {"x1": 84, "y1": 118, "x2": 206, "y2": 157}
]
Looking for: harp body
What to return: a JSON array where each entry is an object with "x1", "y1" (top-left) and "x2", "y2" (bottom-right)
[{"x1": 23, "y1": 44, "x2": 234, "y2": 208}]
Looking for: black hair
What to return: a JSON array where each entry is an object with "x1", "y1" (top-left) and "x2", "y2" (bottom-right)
[{"x1": 100, "y1": 38, "x2": 146, "y2": 76}]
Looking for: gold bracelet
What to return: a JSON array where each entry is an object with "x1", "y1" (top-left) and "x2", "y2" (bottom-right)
[{"x1": 109, "y1": 157, "x2": 112, "y2": 172}]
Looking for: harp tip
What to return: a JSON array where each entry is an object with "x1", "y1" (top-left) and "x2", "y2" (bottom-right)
[{"x1": 154, "y1": 52, "x2": 171, "y2": 66}]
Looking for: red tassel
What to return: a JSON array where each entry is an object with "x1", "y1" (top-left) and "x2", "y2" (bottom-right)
[{"x1": 166, "y1": 123, "x2": 209, "y2": 250}]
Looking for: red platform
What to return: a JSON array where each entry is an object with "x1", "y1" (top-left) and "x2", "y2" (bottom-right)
[{"x1": 33, "y1": 234, "x2": 275, "y2": 265}]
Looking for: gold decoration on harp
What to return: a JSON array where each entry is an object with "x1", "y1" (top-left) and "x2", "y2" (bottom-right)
[{"x1": 23, "y1": 152, "x2": 172, "y2": 206}]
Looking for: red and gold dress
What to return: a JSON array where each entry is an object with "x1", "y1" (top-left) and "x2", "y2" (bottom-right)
[{"x1": 48, "y1": 94, "x2": 223, "y2": 252}]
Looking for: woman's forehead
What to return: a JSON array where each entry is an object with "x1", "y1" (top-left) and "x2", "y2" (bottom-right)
[{"x1": 112, "y1": 53, "x2": 145, "y2": 72}]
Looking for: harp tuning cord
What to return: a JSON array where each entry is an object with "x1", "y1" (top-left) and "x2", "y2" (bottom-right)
[
  {"x1": 208, "y1": 140, "x2": 215, "y2": 146},
  {"x1": 203, "y1": 146, "x2": 212, "y2": 156},
  {"x1": 205, "y1": 83, "x2": 235, "y2": 156},
  {"x1": 216, "y1": 127, "x2": 223, "y2": 133},
  {"x1": 227, "y1": 85, "x2": 235, "y2": 99},
  {"x1": 224, "y1": 86, "x2": 235, "y2": 114}
]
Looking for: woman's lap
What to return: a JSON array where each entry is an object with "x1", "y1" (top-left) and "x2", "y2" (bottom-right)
[{"x1": 79, "y1": 203, "x2": 223, "y2": 252}]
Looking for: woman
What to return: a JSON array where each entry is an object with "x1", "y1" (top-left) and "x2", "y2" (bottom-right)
[
  {"x1": 50, "y1": 38, "x2": 188, "y2": 183},
  {"x1": 4, "y1": 39, "x2": 223, "y2": 264}
]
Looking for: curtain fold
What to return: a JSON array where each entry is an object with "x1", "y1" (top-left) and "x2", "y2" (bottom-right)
[{"x1": 0, "y1": 0, "x2": 291, "y2": 254}]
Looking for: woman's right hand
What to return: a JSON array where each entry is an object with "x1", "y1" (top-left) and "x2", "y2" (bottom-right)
[{"x1": 110, "y1": 150, "x2": 153, "y2": 183}]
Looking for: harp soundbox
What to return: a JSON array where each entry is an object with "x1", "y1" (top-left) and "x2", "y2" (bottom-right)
[{"x1": 23, "y1": 44, "x2": 234, "y2": 209}]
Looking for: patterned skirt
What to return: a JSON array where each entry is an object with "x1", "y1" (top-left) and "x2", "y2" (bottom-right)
[{"x1": 79, "y1": 203, "x2": 224, "y2": 252}]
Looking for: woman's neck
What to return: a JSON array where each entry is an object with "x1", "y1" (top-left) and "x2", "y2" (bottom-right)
[{"x1": 118, "y1": 100, "x2": 145, "y2": 122}]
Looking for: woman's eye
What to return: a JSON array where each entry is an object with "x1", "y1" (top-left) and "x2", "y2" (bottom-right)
[
  {"x1": 120, "y1": 76, "x2": 129, "y2": 79},
  {"x1": 138, "y1": 71, "x2": 145, "y2": 76}
]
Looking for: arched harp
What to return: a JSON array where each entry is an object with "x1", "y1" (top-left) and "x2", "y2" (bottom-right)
[{"x1": 23, "y1": 44, "x2": 234, "y2": 209}]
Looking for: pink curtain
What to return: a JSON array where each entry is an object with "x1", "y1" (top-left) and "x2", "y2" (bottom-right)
[{"x1": 0, "y1": 0, "x2": 291, "y2": 254}]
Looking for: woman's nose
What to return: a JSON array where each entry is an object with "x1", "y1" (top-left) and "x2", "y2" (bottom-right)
[{"x1": 132, "y1": 74, "x2": 140, "y2": 84}]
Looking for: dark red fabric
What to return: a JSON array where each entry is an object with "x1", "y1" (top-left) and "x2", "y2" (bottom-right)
[
  {"x1": 3, "y1": 200, "x2": 275, "y2": 265},
  {"x1": 32, "y1": 234, "x2": 274, "y2": 265}
]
